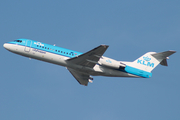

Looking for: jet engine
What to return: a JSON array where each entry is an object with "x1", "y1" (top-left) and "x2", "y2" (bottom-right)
[{"x1": 99, "y1": 58, "x2": 126, "y2": 70}]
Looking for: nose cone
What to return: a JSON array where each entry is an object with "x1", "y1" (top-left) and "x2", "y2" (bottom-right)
[
  {"x1": 3, "y1": 43, "x2": 7, "y2": 49},
  {"x1": 3, "y1": 43, "x2": 10, "y2": 50}
]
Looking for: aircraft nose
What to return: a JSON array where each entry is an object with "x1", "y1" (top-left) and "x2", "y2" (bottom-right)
[{"x1": 3, "y1": 43, "x2": 10, "y2": 50}]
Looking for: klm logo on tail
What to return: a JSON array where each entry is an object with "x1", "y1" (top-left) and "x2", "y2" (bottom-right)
[{"x1": 137, "y1": 56, "x2": 154, "y2": 67}]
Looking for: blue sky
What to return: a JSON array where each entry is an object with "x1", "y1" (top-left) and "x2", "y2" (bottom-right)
[{"x1": 1, "y1": 0, "x2": 180, "y2": 120}]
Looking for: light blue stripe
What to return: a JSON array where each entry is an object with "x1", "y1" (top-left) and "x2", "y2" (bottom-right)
[
  {"x1": 8, "y1": 39, "x2": 83, "y2": 58},
  {"x1": 125, "y1": 65, "x2": 152, "y2": 78}
]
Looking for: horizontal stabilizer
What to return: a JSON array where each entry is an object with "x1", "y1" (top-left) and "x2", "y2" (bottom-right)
[
  {"x1": 151, "y1": 50, "x2": 176, "y2": 66},
  {"x1": 151, "y1": 50, "x2": 176, "y2": 61}
]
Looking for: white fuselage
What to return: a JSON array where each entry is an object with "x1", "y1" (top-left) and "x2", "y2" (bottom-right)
[{"x1": 3, "y1": 42, "x2": 138, "y2": 78}]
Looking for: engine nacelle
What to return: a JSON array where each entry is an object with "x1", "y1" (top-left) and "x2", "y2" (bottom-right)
[{"x1": 99, "y1": 57, "x2": 126, "y2": 70}]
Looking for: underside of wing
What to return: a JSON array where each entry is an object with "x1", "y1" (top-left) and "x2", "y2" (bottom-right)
[
  {"x1": 67, "y1": 68, "x2": 93, "y2": 86},
  {"x1": 67, "y1": 45, "x2": 109, "y2": 68},
  {"x1": 67, "y1": 68, "x2": 92, "y2": 86}
]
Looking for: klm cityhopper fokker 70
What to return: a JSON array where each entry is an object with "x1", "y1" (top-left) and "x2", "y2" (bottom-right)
[{"x1": 3, "y1": 39, "x2": 176, "y2": 86}]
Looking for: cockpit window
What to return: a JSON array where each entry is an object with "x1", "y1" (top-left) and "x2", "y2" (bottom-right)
[{"x1": 14, "y1": 40, "x2": 22, "y2": 43}]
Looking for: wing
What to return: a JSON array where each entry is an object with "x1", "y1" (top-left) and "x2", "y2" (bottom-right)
[
  {"x1": 67, "y1": 45, "x2": 109, "y2": 68},
  {"x1": 67, "y1": 68, "x2": 91, "y2": 86}
]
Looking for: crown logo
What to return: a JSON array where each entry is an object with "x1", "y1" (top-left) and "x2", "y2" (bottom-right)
[{"x1": 143, "y1": 56, "x2": 151, "y2": 61}]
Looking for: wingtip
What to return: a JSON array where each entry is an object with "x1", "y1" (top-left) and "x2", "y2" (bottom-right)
[
  {"x1": 169, "y1": 50, "x2": 176, "y2": 53},
  {"x1": 82, "y1": 84, "x2": 88, "y2": 86},
  {"x1": 101, "y1": 44, "x2": 109, "y2": 48}
]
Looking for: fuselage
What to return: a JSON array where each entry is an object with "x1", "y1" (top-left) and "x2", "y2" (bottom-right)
[{"x1": 3, "y1": 39, "x2": 146, "y2": 78}]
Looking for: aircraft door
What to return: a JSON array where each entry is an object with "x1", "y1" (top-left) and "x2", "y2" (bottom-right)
[{"x1": 24, "y1": 40, "x2": 32, "y2": 52}]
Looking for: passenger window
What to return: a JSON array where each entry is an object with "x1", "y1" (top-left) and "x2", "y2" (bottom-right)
[
  {"x1": 37, "y1": 45, "x2": 39, "y2": 47},
  {"x1": 55, "y1": 50, "x2": 57, "y2": 52},
  {"x1": 58, "y1": 50, "x2": 60, "y2": 52},
  {"x1": 45, "y1": 47, "x2": 46, "y2": 49},
  {"x1": 42, "y1": 46, "x2": 44, "y2": 48}
]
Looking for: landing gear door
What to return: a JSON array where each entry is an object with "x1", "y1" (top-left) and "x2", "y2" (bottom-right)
[{"x1": 24, "y1": 40, "x2": 32, "y2": 52}]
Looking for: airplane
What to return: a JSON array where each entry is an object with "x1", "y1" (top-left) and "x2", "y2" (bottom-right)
[{"x1": 3, "y1": 39, "x2": 176, "y2": 86}]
